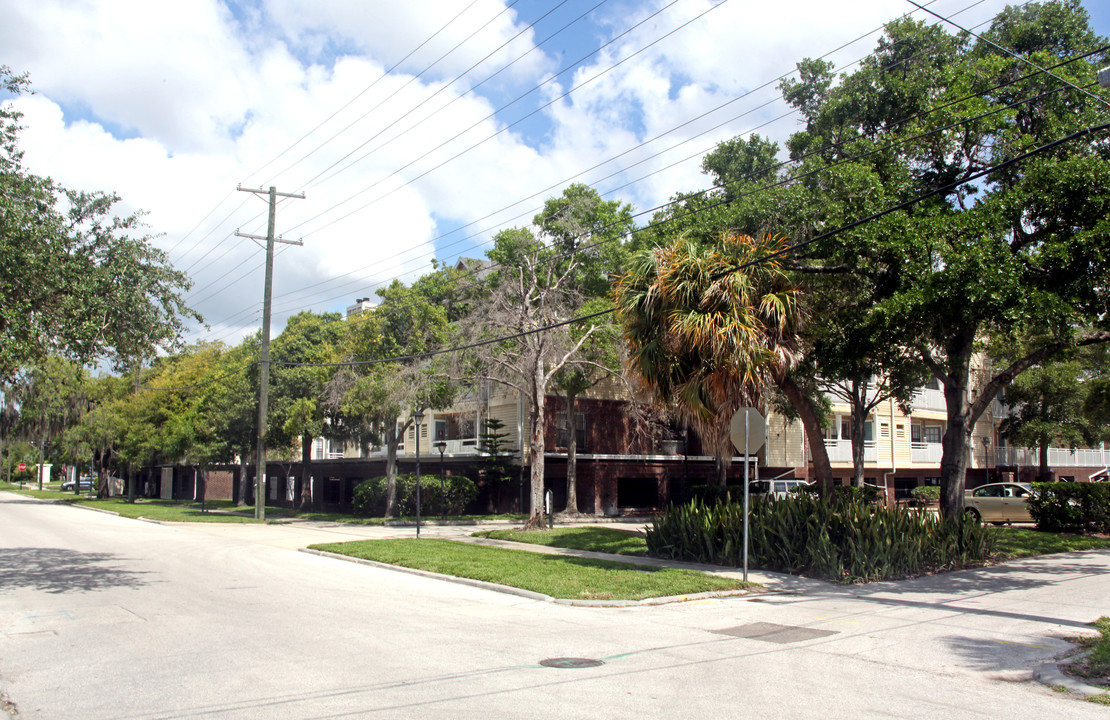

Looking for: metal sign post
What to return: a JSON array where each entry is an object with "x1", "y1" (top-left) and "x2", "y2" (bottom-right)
[{"x1": 743, "y1": 409, "x2": 749, "y2": 582}]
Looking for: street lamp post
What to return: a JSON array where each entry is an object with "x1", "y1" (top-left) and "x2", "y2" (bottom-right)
[
  {"x1": 435, "y1": 441, "x2": 447, "y2": 520},
  {"x1": 413, "y1": 410, "x2": 424, "y2": 539}
]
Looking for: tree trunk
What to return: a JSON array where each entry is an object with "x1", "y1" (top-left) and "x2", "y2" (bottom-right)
[
  {"x1": 1038, "y1": 437, "x2": 1051, "y2": 483},
  {"x1": 237, "y1": 458, "x2": 249, "y2": 506},
  {"x1": 938, "y1": 339, "x2": 975, "y2": 519},
  {"x1": 777, "y1": 375, "x2": 834, "y2": 490},
  {"x1": 385, "y1": 431, "x2": 399, "y2": 518},
  {"x1": 299, "y1": 433, "x2": 313, "y2": 510},
  {"x1": 523, "y1": 379, "x2": 547, "y2": 530},
  {"x1": 565, "y1": 392, "x2": 579, "y2": 514},
  {"x1": 850, "y1": 379, "x2": 868, "y2": 488}
]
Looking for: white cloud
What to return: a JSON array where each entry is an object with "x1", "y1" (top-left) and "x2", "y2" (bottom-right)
[{"x1": 0, "y1": 0, "x2": 1062, "y2": 347}]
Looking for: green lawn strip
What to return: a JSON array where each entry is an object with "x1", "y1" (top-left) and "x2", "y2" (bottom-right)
[
  {"x1": 474, "y1": 526, "x2": 649, "y2": 556},
  {"x1": 309, "y1": 538, "x2": 752, "y2": 601},
  {"x1": 0, "y1": 482, "x2": 80, "y2": 501},
  {"x1": 991, "y1": 528, "x2": 1110, "y2": 559},
  {"x1": 1064, "y1": 616, "x2": 1110, "y2": 689},
  {"x1": 72, "y1": 498, "x2": 268, "y2": 523}
]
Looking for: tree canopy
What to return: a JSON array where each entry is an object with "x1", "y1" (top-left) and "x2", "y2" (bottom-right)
[{"x1": 0, "y1": 68, "x2": 199, "y2": 382}]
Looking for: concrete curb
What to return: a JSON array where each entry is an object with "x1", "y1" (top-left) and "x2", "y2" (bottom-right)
[
  {"x1": 1033, "y1": 655, "x2": 1109, "y2": 698},
  {"x1": 65, "y1": 502, "x2": 120, "y2": 517},
  {"x1": 299, "y1": 548, "x2": 759, "y2": 607}
]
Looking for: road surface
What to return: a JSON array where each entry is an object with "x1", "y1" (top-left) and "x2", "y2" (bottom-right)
[{"x1": 1, "y1": 492, "x2": 1107, "y2": 718}]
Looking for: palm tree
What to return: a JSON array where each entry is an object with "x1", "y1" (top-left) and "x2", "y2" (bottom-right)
[{"x1": 614, "y1": 232, "x2": 803, "y2": 486}]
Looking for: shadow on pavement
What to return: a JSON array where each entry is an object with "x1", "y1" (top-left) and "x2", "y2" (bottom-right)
[
  {"x1": 941, "y1": 634, "x2": 1073, "y2": 672},
  {"x1": 0, "y1": 547, "x2": 152, "y2": 594}
]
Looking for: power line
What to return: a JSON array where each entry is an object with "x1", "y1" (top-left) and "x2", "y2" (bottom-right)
[
  {"x1": 245, "y1": 0, "x2": 488, "y2": 186},
  {"x1": 184, "y1": 0, "x2": 1018, "y2": 335},
  {"x1": 273, "y1": 120, "x2": 1110, "y2": 370},
  {"x1": 907, "y1": 0, "x2": 1110, "y2": 109},
  {"x1": 231, "y1": 0, "x2": 1011, "y2": 316}
]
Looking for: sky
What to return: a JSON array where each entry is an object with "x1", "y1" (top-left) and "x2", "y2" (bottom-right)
[{"x1": 2, "y1": 0, "x2": 1109, "y2": 348}]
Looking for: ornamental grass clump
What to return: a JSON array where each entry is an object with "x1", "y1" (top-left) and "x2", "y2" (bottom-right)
[{"x1": 646, "y1": 495, "x2": 994, "y2": 583}]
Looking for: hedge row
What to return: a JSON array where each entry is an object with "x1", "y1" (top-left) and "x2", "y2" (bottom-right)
[
  {"x1": 352, "y1": 474, "x2": 479, "y2": 517},
  {"x1": 646, "y1": 495, "x2": 995, "y2": 583},
  {"x1": 1029, "y1": 482, "x2": 1110, "y2": 534}
]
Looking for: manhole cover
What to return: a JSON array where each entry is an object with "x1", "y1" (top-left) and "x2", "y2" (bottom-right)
[{"x1": 540, "y1": 657, "x2": 604, "y2": 669}]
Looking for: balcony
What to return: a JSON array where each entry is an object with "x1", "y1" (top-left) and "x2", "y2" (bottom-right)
[
  {"x1": 910, "y1": 442, "x2": 942, "y2": 464},
  {"x1": 912, "y1": 388, "x2": 946, "y2": 412},
  {"x1": 995, "y1": 446, "x2": 1109, "y2": 468},
  {"x1": 823, "y1": 439, "x2": 876, "y2": 463}
]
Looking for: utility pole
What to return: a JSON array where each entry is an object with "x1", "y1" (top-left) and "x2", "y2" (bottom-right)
[{"x1": 236, "y1": 185, "x2": 304, "y2": 520}]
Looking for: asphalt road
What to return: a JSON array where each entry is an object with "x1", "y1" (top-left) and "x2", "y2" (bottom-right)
[{"x1": 1, "y1": 491, "x2": 1107, "y2": 719}]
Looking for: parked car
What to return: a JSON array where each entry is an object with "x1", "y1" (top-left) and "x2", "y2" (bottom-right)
[
  {"x1": 750, "y1": 478, "x2": 811, "y2": 500},
  {"x1": 60, "y1": 476, "x2": 94, "y2": 492},
  {"x1": 964, "y1": 482, "x2": 1034, "y2": 524}
]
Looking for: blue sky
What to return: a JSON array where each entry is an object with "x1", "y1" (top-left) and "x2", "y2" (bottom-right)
[{"x1": 2, "y1": 0, "x2": 1108, "y2": 344}]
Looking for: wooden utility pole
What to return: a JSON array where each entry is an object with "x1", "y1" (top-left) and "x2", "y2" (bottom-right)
[{"x1": 236, "y1": 185, "x2": 304, "y2": 520}]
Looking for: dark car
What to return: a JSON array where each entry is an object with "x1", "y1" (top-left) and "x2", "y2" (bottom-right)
[{"x1": 60, "y1": 476, "x2": 95, "y2": 492}]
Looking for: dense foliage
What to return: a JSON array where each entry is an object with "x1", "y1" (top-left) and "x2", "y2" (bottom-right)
[
  {"x1": 1029, "y1": 482, "x2": 1110, "y2": 534},
  {"x1": 352, "y1": 474, "x2": 478, "y2": 518},
  {"x1": 647, "y1": 496, "x2": 995, "y2": 583},
  {"x1": 0, "y1": 68, "x2": 197, "y2": 382}
]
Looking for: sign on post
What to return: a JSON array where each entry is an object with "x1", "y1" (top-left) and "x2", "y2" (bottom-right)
[
  {"x1": 730, "y1": 408, "x2": 766, "y2": 453},
  {"x1": 17, "y1": 463, "x2": 26, "y2": 472}
]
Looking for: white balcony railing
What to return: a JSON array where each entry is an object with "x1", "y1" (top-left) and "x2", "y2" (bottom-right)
[
  {"x1": 912, "y1": 388, "x2": 946, "y2": 412},
  {"x1": 995, "y1": 446, "x2": 1109, "y2": 468},
  {"x1": 910, "y1": 441, "x2": 942, "y2": 464},
  {"x1": 823, "y1": 439, "x2": 876, "y2": 463},
  {"x1": 366, "y1": 437, "x2": 481, "y2": 457}
]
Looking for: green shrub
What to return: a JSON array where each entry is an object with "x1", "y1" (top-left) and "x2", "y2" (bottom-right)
[
  {"x1": 830, "y1": 484, "x2": 881, "y2": 504},
  {"x1": 646, "y1": 495, "x2": 995, "y2": 583},
  {"x1": 353, "y1": 474, "x2": 478, "y2": 517},
  {"x1": 687, "y1": 484, "x2": 731, "y2": 505},
  {"x1": 1028, "y1": 482, "x2": 1110, "y2": 534},
  {"x1": 910, "y1": 485, "x2": 941, "y2": 503}
]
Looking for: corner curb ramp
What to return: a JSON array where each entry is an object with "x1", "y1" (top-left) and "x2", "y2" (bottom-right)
[
  {"x1": 1033, "y1": 657, "x2": 1109, "y2": 698},
  {"x1": 299, "y1": 548, "x2": 758, "y2": 607}
]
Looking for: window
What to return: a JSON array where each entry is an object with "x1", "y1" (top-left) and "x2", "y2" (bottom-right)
[
  {"x1": 924, "y1": 426, "x2": 942, "y2": 444},
  {"x1": 895, "y1": 424, "x2": 905, "y2": 439},
  {"x1": 863, "y1": 421, "x2": 874, "y2": 442},
  {"x1": 840, "y1": 420, "x2": 850, "y2": 440},
  {"x1": 926, "y1": 377, "x2": 941, "y2": 391},
  {"x1": 974, "y1": 485, "x2": 1001, "y2": 497},
  {"x1": 435, "y1": 420, "x2": 447, "y2": 442},
  {"x1": 911, "y1": 425, "x2": 922, "y2": 443},
  {"x1": 556, "y1": 413, "x2": 586, "y2": 450}
]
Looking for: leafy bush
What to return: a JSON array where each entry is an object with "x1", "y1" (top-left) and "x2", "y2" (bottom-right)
[
  {"x1": 687, "y1": 484, "x2": 731, "y2": 505},
  {"x1": 830, "y1": 484, "x2": 880, "y2": 504},
  {"x1": 646, "y1": 495, "x2": 995, "y2": 583},
  {"x1": 1028, "y1": 482, "x2": 1110, "y2": 534},
  {"x1": 353, "y1": 474, "x2": 478, "y2": 517},
  {"x1": 910, "y1": 485, "x2": 941, "y2": 504}
]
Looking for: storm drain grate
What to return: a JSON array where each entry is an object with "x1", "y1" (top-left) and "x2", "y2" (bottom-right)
[
  {"x1": 540, "y1": 657, "x2": 604, "y2": 669},
  {"x1": 713, "y1": 622, "x2": 838, "y2": 644}
]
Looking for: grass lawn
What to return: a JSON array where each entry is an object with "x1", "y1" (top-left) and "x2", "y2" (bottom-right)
[
  {"x1": 1065, "y1": 616, "x2": 1110, "y2": 696},
  {"x1": 309, "y1": 538, "x2": 753, "y2": 601},
  {"x1": 75, "y1": 498, "x2": 273, "y2": 523},
  {"x1": 475, "y1": 526, "x2": 649, "y2": 556},
  {"x1": 991, "y1": 527, "x2": 1110, "y2": 559}
]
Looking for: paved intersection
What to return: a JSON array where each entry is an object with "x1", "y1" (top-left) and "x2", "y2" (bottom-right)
[{"x1": 1, "y1": 492, "x2": 1107, "y2": 718}]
